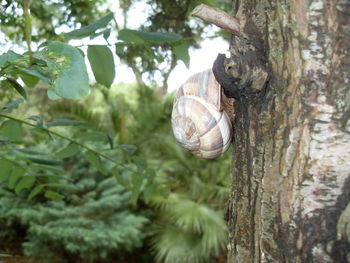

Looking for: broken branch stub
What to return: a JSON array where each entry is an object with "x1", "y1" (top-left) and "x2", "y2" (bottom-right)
[{"x1": 191, "y1": 4, "x2": 240, "y2": 35}]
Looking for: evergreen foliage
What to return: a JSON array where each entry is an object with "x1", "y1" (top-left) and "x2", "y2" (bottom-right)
[{"x1": 0, "y1": 156, "x2": 148, "y2": 263}]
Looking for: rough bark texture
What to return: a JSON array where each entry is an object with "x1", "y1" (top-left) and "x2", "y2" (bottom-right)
[{"x1": 225, "y1": 0, "x2": 350, "y2": 262}]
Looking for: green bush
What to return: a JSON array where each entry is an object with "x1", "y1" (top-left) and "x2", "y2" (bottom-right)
[{"x1": 0, "y1": 160, "x2": 148, "y2": 263}]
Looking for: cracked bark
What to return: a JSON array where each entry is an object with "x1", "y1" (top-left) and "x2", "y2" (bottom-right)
[{"x1": 226, "y1": 0, "x2": 350, "y2": 262}]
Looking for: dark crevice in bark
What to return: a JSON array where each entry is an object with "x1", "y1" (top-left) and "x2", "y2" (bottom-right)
[
  {"x1": 270, "y1": 94, "x2": 277, "y2": 162},
  {"x1": 241, "y1": 97, "x2": 255, "y2": 259},
  {"x1": 277, "y1": 196, "x2": 292, "y2": 262}
]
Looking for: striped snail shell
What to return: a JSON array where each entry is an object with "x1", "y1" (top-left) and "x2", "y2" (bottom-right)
[{"x1": 171, "y1": 69, "x2": 233, "y2": 159}]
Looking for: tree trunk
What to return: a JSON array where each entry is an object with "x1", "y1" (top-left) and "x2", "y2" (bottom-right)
[{"x1": 226, "y1": 0, "x2": 350, "y2": 262}]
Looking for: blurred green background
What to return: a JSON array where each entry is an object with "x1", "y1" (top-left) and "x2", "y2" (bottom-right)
[{"x1": 0, "y1": 0, "x2": 232, "y2": 262}]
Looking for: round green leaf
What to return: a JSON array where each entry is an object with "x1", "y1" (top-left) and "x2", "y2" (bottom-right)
[
  {"x1": 0, "y1": 120, "x2": 23, "y2": 141},
  {"x1": 87, "y1": 45, "x2": 115, "y2": 88},
  {"x1": 43, "y1": 42, "x2": 90, "y2": 99}
]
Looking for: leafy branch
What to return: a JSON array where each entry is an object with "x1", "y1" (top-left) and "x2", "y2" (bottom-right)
[{"x1": 0, "y1": 113, "x2": 138, "y2": 174}]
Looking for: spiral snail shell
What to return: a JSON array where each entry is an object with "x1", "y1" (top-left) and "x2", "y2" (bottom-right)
[{"x1": 171, "y1": 69, "x2": 233, "y2": 159}]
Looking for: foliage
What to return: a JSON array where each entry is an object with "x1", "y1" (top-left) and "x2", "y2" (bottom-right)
[
  {"x1": 0, "y1": 0, "x2": 107, "y2": 43},
  {"x1": 0, "y1": 1, "x2": 231, "y2": 263},
  {"x1": 48, "y1": 83, "x2": 231, "y2": 263},
  {"x1": 151, "y1": 194, "x2": 228, "y2": 263},
  {"x1": 0, "y1": 97, "x2": 168, "y2": 206},
  {"x1": 0, "y1": 154, "x2": 149, "y2": 263},
  {"x1": 0, "y1": 83, "x2": 230, "y2": 263},
  {"x1": 0, "y1": 9, "x2": 180, "y2": 200},
  {"x1": 0, "y1": 40, "x2": 90, "y2": 100},
  {"x1": 0, "y1": 0, "x2": 218, "y2": 91}
]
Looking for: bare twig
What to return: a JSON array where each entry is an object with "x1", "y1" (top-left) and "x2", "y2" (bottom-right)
[{"x1": 191, "y1": 4, "x2": 240, "y2": 35}]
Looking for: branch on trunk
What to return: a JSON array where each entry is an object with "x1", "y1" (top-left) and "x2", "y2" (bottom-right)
[{"x1": 191, "y1": 4, "x2": 240, "y2": 35}]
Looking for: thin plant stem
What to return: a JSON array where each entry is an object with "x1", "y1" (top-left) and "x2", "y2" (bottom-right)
[
  {"x1": 0, "y1": 113, "x2": 138, "y2": 174},
  {"x1": 23, "y1": 0, "x2": 33, "y2": 66}
]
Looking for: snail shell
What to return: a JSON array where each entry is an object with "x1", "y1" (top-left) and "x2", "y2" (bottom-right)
[{"x1": 171, "y1": 69, "x2": 233, "y2": 159}]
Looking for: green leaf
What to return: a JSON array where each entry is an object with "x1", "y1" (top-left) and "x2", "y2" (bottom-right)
[
  {"x1": 21, "y1": 156, "x2": 61, "y2": 165},
  {"x1": 118, "y1": 144, "x2": 137, "y2": 155},
  {"x1": 0, "y1": 51, "x2": 22, "y2": 68},
  {"x1": 5, "y1": 78, "x2": 27, "y2": 99},
  {"x1": 46, "y1": 119, "x2": 83, "y2": 127},
  {"x1": 8, "y1": 166, "x2": 25, "y2": 189},
  {"x1": 64, "y1": 12, "x2": 114, "y2": 39},
  {"x1": 44, "y1": 190, "x2": 64, "y2": 200},
  {"x1": 87, "y1": 45, "x2": 115, "y2": 88},
  {"x1": 15, "y1": 66, "x2": 51, "y2": 83},
  {"x1": 56, "y1": 143, "x2": 79, "y2": 159},
  {"x1": 21, "y1": 73, "x2": 40, "y2": 88},
  {"x1": 103, "y1": 28, "x2": 111, "y2": 41},
  {"x1": 42, "y1": 41, "x2": 89, "y2": 99},
  {"x1": 79, "y1": 131, "x2": 109, "y2": 142},
  {"x1": 29, "y1": 164, "x2": 67, "y2": 174},
  {"x1": 173, "y1": 42, "x2": 190, "y2": 68},
  {"x1": 14, "y1": 147, "x2": 45, "y2": 155},
  {"x1": 28, "y1": 184, "x2": 44, "y2": 200},
  {"x1": 118, "y1": 29, "x2": 181, "y2": 44},
  {"x1": 0, "y1": 120, "x2": 23, "y2": 141},
  {"x1": 115, "y1": 43, "x2": 127, "y2": 59},
  {"x1": 14, "y1": 176, "x2": 36, "y2": 194},
  {"x1": 0, "y1": 159, "x2": 13, "y2": 183},
  {"x1": 84, "y1": 150, "x2": 106, "y2": 175},
  {"x1": 1, "y1": 98, "x2": 24, "y2": 112},
  {"x1": 88, "y1": 28, "x2": 111, "y2": 40}
]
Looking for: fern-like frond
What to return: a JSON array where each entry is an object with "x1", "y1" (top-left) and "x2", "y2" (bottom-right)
[
  {"x1": 48, "y1": 100, "x2": 110, "y2": 133},
  {"x1": 152, "y1": 226, "x2": 206, "y2": 263},
  {"x1": 151, "y1": 194, "x2": 228, "y2": 263}
]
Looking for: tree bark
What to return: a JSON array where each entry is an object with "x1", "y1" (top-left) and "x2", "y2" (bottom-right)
[{"x1": 226, "y1": 0, "x2": 350, "y2": 262}]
